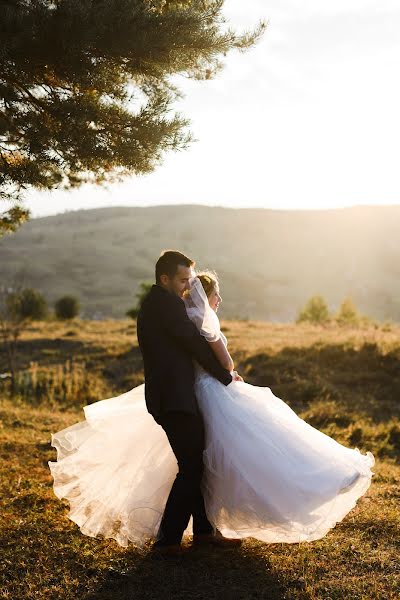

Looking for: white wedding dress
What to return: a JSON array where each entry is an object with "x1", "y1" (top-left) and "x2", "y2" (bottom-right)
[{"x1": 49, "y1": 324, "x2": 375, "y2": 548}]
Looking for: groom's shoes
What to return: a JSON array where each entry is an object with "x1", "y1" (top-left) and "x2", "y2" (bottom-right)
[
  {"x1": 149, "y1": 542, "x2": 189, "y2": 559},
  {"x1": 192, "y1": 529, "x2": 242, "y2": 549}
]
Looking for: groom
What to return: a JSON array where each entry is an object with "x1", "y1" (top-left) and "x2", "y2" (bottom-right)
[{"x1": 137, "y1": 250, "x2": 242, "y2": 556}]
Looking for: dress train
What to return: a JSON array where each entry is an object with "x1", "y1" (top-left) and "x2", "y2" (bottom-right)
[{"x1": 49, "y1": 377, "x2": 374, "y2": 547}]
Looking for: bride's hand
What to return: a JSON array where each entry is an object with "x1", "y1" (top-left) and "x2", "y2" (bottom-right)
[{"x1": 231, "y1": 370, "x2": 244, "y2": 382}]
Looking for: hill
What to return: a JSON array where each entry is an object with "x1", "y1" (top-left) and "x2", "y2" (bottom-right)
[{"x1": 0, "y1": 204, "x2": 399, "y2": 320}]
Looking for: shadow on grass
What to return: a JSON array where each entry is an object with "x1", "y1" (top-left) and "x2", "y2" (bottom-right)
[
  {"x1": 84, "y1": 543, "x2": 291, "y2": 600},
  {"x1": 2, "y1": 512, "x2": 300, "y2": 600},
  {"x1": 240, "y1": 342, "x2": 400, "y2": 423},
  {"x1": 0, "y1": 337, "x2": 105, "y2": 370},
  {"x1": 101, "y1": 345, "x2": 144, "y2": 390},
  {"x1": 0, "y1": 338, "x2": 145, "y2": 396}
]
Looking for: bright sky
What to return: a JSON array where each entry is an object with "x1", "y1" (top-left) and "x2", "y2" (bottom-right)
[{"x1": 27, "y1": 0, "x2": 400, "y2": 217}]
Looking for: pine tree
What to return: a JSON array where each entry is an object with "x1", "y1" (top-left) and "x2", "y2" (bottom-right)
[{"x1": 0, "y1": 1, "x2": 266, "y2": 234}]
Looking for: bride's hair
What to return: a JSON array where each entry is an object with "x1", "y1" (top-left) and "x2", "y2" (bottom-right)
[{"x1": 197, "y1": 270, "x2": 219, "y2": 297}]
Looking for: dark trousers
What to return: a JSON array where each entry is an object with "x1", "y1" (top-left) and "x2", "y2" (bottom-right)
[{"x1": 155, "y1": 411, "x2": 214, "y2": 546}]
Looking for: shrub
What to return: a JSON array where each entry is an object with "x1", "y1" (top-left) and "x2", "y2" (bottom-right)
[
  {"x1": 7, "y1": 359, "x2": 109, "y2": 407},
  {"x1": 55, "y1": 295, "x2": 80, "y2": 320},
  {"x1": 126, "y1": 281, "x2": 152, "y2": 319},
  {"x1": 296, "y1": 295, "x2": 330, "y2": 324},
  {"x1": 18, "y1": 288, "x2": 48, "y2": 320},
  {"x1": 335, "y1": 296, "x2": 360, "y2": 326}
]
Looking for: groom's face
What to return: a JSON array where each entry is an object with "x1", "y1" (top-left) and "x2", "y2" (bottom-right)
[{"x1": 163, "y1": 265, "x2": 192, "y2": 298}]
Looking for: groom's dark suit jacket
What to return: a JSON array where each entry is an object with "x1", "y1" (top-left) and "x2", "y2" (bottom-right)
[{"x1": 137, "y1": 284, "x2": 232, "y2": 424}]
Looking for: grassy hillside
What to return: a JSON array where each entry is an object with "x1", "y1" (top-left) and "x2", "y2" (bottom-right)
[
  {"x1": 1, "y1": 204, "x2": 400, "y2": 320},
  {"x1": 1, "y1": 319, "x2": 399, "y2": 598}
]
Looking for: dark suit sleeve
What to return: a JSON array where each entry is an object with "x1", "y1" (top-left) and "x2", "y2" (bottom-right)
[{"x1": 162, "y1": 294, "x2": 232, "y2": 386}]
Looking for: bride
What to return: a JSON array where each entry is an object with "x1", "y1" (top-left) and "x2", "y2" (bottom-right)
[{"x1": 48, "y1": 270, "x2": 375, "y2": 549}]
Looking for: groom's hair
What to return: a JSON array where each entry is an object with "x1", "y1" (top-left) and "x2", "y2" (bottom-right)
[{"x1": 155, "y1": 250, "x2": 195, "y2": 284}]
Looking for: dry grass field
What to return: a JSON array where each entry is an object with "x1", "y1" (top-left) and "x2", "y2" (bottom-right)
[{"x1": 1, "y1": 319, "x2": 399, "y2": 599}]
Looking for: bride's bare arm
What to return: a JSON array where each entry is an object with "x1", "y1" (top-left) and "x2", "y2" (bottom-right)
[{"x1": 208, "y1": 338, "x2": 234, "y2": 372}]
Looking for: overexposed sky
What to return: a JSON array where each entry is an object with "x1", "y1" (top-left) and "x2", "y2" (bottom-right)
[{"x1": 27, "y1": 0, "x2": 400, "y2": 217}]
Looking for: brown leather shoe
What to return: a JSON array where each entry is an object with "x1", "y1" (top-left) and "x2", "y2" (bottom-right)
[{"x1": 192, "y1": 529, "x2": 242, "y2": 548}]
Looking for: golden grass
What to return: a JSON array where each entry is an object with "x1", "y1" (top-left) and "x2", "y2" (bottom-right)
[{"x1": 1, "y1": 318, "x2": 399, "y2": 599}]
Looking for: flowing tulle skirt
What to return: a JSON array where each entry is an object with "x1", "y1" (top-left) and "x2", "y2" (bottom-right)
[{"x1": 48, "y1": 378, "x2": 375, "y2": 547}]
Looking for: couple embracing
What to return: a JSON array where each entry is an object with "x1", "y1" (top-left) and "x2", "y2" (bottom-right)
[{"x1": 49, "y1": 250, "x2": 375, "y2": 556}]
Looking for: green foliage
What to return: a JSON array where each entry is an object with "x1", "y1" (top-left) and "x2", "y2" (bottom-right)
[
  {"x1": 1, "y1": 290, "x2": 22, "y2": 324},
  {"x1": 17, "y1": 288, "x2": 48, "y2": 320},
  {"x1": 296, "y1": 295, "x2": 330, "y2": 324},
  {"x1": 0, "y1": 205, "x2": 30, "y2": 238},
  {"x1": 0, "y1": 281, "x2": 46, "y2": 395},
  {"x1": 11, "y1": 359, "x2": 108, "y2": 408},
  {"x1": 54, "y1": 295, "x2": 80, "y2": 320},
  {"x1": 335, "y1": 296, "x2": 360, "y2": 326},
  {"x1": 0, "y1": 1, "x2": 266, "y2": 234},
  {"x1": 126, "y1": 281, "x2": 152, "y2": 319},
  {"x1": 0, "y1": 284, "x2": 46, "y2": 329}
]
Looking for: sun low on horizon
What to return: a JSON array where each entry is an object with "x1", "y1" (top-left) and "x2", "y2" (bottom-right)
[{"x1": 26, "y1": 0, "x2": 400, "y2": 218}]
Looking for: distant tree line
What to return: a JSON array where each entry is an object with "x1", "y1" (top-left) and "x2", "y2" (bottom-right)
[
  {"x1": 0, "y1": 278, "x2": 390, "y2": 399},
  {"x1": 0, "y1": 282, "x2": 80, "y2": 394},
  {"x1": 0, "y1": 286, "x2": 80, "y2": 323},
  {"x1": 296, "y1": 295, "x2": 371, "y2": 326},
  {"x1": 126, "y1": 283, "x2": 376, "y2": 328}
]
